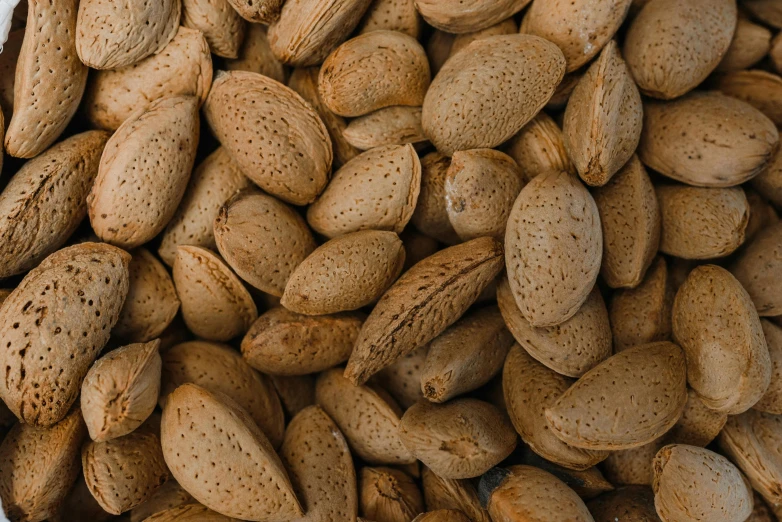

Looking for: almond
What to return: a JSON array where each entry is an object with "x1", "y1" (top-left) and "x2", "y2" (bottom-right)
[
  {"x1": 269, "y1": 374, "x2": 316, "y2": 417},
  {"x1": 0, "y1": 29, "x2": 23, "y2": 120},
  {"x1": 345, "y1": 237, "x2": 504, "y2": 385},
  {"x1": 412, "y1": 511, "x2": 470, "y2": 522},
  {"x1": 752, "y1": 145, "x2": 782, "y2": 209},
  {"x1": 5, "y1": 0, "x2": 88, "y2": 158},
  {"x1": 203, "y1": 70, "x2": 332, "y2": 205},
  {"x1": 359, "y1": 0, "x2": 422, "y2": 38},
  {"x1": 0, "y1": 130, "x2": 109, "y2": 279},
  {"x1": 664, "y1": 388, "x2": 727, "y2": 447},
  {"x1": 745, "y1": 188, "x2": 780, "y2": 242},
  {"x1": 52, "y1": 474, "x2": 113, "y2": 522},
  {"x1": 241, "y1": 307, "x2": 364, "y2": 375},
  {"x1": 373, "y1": 345, "x2": 428, "y2": 409},
  {"x1": 89, "y1": 96, "x2": 199, "y2": 249},
  {"x1": 717, "y1": 17, "x2": 773, "y2": 72},
  {"x1": 503, "y1": 112, "x2": 575, "y2": 182},
  {"x1": 160, "y1": 383, "x2": 302, "y2": 521},
  {"x1": 83, "y1": 27, "x2": 213, "y2": 131},
  {"x1": 672, "y1": 265, "x2": 771, "y2": 414},
  {"x1": 399, "y1": 230, "x2": 440, "y2": 271},
  {"x1": 422, "y1": 35, "x2": 565, "y2": 156},
  {"x1": 425, "y1": 30, "x2": 455, "y2": 76},
  {"x1": 343, "y1": 106, "x2": 427, "y2": 151},
  {"x1": 172, "y1": 245, "x2": 258, "y2": 342},
  {"x1": 182, "y1": 0, "x2": 245, "y2": 59},
  {"x1": 743, "y1": 0, "x2": 782, "y2": 28},
  {"x1": 716, "y1": 70, "x2": 782, "y2": 128},
  {"x1": 505, "y1": 170, "x2": 603, "y2": 327},
  {"x1": 754, "y1": 320, "x2": 782, "y2": 414},
  {"x1": 160, "y1": 340, "x2": 285, "y2": 449},
  {"x1": 410, "y1": 152, "x2": 460, "y2": 244},
  {"x1": 359, "y1": 466, "x2": 424, "y2": 522},
  {"x1": 130, "y1": 479, "x2": 194, "y2": 522},
  {"x1": 413, "y1": 0, "x2": 530, "y2": 33},
  {"x1": 448, "y1": 18, "x2": 519, "y2": 58},
  {"x1": 586, "y1": 485, "x2": 660, "y2": 522},
  {"x1": 0, "y1": 243, "x2": 130, "y2": 427},
  {"x1": 732, "y1": 222, "x2": 782, "y2": 316},
  {"x1": 225, "y1": 23, "x2": 286, "y2": 83},
  {"x1": 773, "y1": 34, "x2": 782, "y2": 74},
  {"x1": 602, "y1": 439, "x2": 665, "y2": 487},
  {"x1": 319, "y1": 31, "x2": 430, "y2": 117},
  {"x1": 421, "y1": 467, "x2": 491, "y2": 522},
  {"x1": 226, "y1": 0, "x2": 283, "y2": 23},
  {"x1": 515, "y1": 449, "x2": 613, "y2": 500},
  {"x1": 141, "y1": 503, "x2": 237, "y2": 522},
  {"x1": 623, "y1": 0, "x2": 736, "y2": 99},
  {"x1": 398, "y1": 398, "x2": 517, "y2": 479}
]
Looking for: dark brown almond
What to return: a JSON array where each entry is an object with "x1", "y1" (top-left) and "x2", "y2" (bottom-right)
[
  {"x1": 751, "y1": 144, "x2": 782, "y2": 210},
  {"x1": 586, "y1": 485, "x2": 660, "y2": 522},
  {"x1": 745, "y1": 188, "x2": 780, "y2": 243},
  {"x1": 269, "y1": 374, "x2": 316, "y2": 417},
  {"x1": 142, "y1": 503, "x2": 239, "y2": 521},
  {"x1": 412, "y1": 510, "x2": 470, "y2": 522}
]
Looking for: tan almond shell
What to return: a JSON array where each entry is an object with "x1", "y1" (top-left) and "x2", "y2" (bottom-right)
[
  {"x1": 498, "y1": 275, "x2": 612, "y2": 378},
  {"x1": 505, "y1": 170, "x2": 603, "y2": 328},
  {"x1": 743, "y1": 0, "x2": 782, "y2": 28},
  {"x1": 656, "y1": 184, "x2": 749, "y2": 260},
  {"x1": 0, "y1": 29, "x2": 23, "y2": 120},
  {"x1": 752, "y1": 145, "x2": 782, "y2": 209},
  {"x1": 444, "y1": 149, "x2": 524, "y2": 241},
  {"x1": 182, "y1": 0, "x2": 245, "y2": 59},
  {"x1": 754, "y1": 320, "x2": 782, "y2": 414},
  {"x1": 412, "y1": 510, "x2": 470, "y2": 522},
  {"x1": 307, "y1": 144, "x2": 421, "y2": 239},
  {"x1": 638, "y1": 92, "x2": 778, "y2": 187},
  {"x1": 82, "y1": 431, "x2": 169, "y2": 515},
  {"x1": 672, "y1": 264, "x2": 771, "y2": 414},
  {"x1": 602, "y1": 439, "x2": 665, "y2": 487},
  {"x1": 448, "y1": 18, "x2": 519, "y2": 58},
  {"x1": 160, "y1": 383, "x2": 302, "y2": 521},
  {"x1": 142, "y1": 503, "x2": 239, "y2": 521},
  {"x1": 318, "y1": 31, "x2": 430, "y2": 117},
  {"x1": 732, "y1": 222, "x2": 782, "y2": 316},
  {"x1": 225, "y1": 23, "x2": 286, "y2": 83},
  {"x1": 716, "y1": 70, "x2": 782, "y2": 126},
  {"x1": 315, "y1": 368, "x2": 415, "y2": 465},
  {"x1": 158, "y1": 148, "x2": 250, "y2": 267},
  {"x1": 503, "y1": 344, "x2": 609, "y2": 471},
  {"x1": 717, "y1": 17, "x2": 773, "y2": 72},
  {"x1": 241, "y1": 307, "x2": 364, "y2": 376},
  {"x1": 172, "y1": 245, "x2": 258, "y2": 342},
  {"x1": 623, "y1": 0, "x2": 736, "y2": 99},
  {"x1": 226, "y1": 0, "x2": 283, "y2": 23},
  {"x1": 421, "y1": 467, "x2": 491, "y2": 522},
  {"x1": 360, "y1": 466, "x2": 424, "y2": 522},
  {"x1": 398, "y1": 398, "x2": 517, "y2": 479},
  {"x1": 545, "y1": 342, "x2": 687, "y2": 451},
  {"x1": 0, "y1": 130, "x2": 109, "y2": 279},
  {"x1": 663, "y1": 388, "x2": 727, "y2": 447},
  {"x1": 203, "y1": 70, "x2": 332, "y2": 205},
  {"x1": 413, "y1": 0, "x2": 530, "y2": 33},
  {"x1": 214, "y1": 191, "x2": 316, "y2": 297},
  {"x1": 281, "y1": 406, "x2": 359, "y2": 522},
  {"x1": 81, "y1": 340, "x2": 161, "y2": 442},
  {"x1": 83, "y1": 27, "x2": 213, "y2": 131},
  {"x1": 373, "y1": 345, "x2": 428, "y2": 409},
  {"x1": 503, "y1": 111, "x2": 575, "y2": 182},
  {"x1": 411, "y1": 152, "x2": 460, "y2": 245},
  {"x1": 421, "y1": 306, "x2": 514, "y2": 403},
  {"x1": 593, "y1": 156, "x2": 659, "y2": 289},
  {"x1": 344, "y1": 237, "x2": 504, "y2": 385},
  {"x1": 129, "y1": 479, "x2": 194, "y2": 522},
  {"x1": 422, "y1": 34, "x2": 565, "y2": 156},
  {"x1": 745, "y1": 188, "x2": 780, "y2": 243},
  {"x1": 343, "y1": 106, "x2": 427, "y2": 151},
  {"x1": 0, "y1": 243, "x2": 130, "y2": 427},
  {"x1": 485, "y1": 465, "x2": 593, "y2": 522},
  {"x1": 359, "y1": 0, "x2": 422, "y2": 38},
  {"x1": 89, "y1": 96, "x2": 199, "y2": 249},
  {"x1": 159, "y1": 340, "x2": 285, "y2": 448},
  {"x1": 268, "y1": 0, "x2": 374, "y2": 67},
  {"x1": 0, "y1": 408, "x2": 86, "y2": 522},
  {"x1": 586, "y1": 485, "x2": 660, "y2": 522},
  {"x1": 523, "y1": 0, "x2": 631, "y2": 72},
  {"x1": 652, "y1": 444, "x2": 753, "y2": 522},
  {"x1": 281, "y1": 230, "x2": 405, "y2": 315},
  {"x1": 5, "y1": 0, "x2": 87, "y2": 159},
  {"x1": 113, "y1": 249, "x2": 180, "y2": 343},
  {"x1": 269, "y1": 374, "x2": 316, "y2": 417}
]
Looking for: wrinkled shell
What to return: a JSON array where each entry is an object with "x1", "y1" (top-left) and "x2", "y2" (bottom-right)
[
  {"x1": 421, "y1": 468, "x2": 490, "y2": 522},
  {"x1": 360, "y1": 466, "x2": 424, "y2": 522},
  {"x1": 732, "y1": 222, "x2": 782, "y2": 316},
  {"x1": 414, "y1": 0, "x2": 530, "y2": 33},
  {"x1": 717, "y1": 18, "x2": 773, "y2": 72},
  {"x1": 411, "y1": 152, "x2": 459, "y2": 244},
  {"x1": 503, "y1": 111, "x2": 575, "y2": 182},
  {"x1": 182, "y1": 0, "x2": 245, "y2": 59},
  {"x1": 586, "y1": 485, "x2": 661, "y2": 522},
  {"x1": 664, "y1": 388, "x2": 727, "y2": 447},
  {"x1": 755, "y1": 320, "x2": 782, "y2": 414},
  {"x1": 343, "y1": 106, "x2": 427, "y2": 151},
  {"x1": 225, "y1": 23, "x2": 286, "y2": 83},
  {"x1": 359, "y1": 0, "x2": 422, "y2": 38},
  {"x1": 373, "y1": 345, "x2": 428, "y2": 409}
]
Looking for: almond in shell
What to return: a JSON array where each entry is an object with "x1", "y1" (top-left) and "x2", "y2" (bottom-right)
[
  {"x1": 421, "y1": 467, "x2": 490, "y2": 522},
  {"x1": 225, "y1": 23, "x2": 286, "y2": 83},
  {"x1": 663, "y1": 388, "x2": 727, "y2": 447},
  {"x1": 743, "y1": 0, "x2": 782, "y2": 28},
  {"x1": 0, "y1": 29, "x2": 23, "y2": 120},
  {"x1": 269, "y1": 374, "x2": 316, "y2": 417},
  {"x1": 130, "y1": 479, "x2": 194, "y2": 522},
  {"x1": 373, "y1": 345, "x2": 428, "y2": 409},
  {"x1": 448, "y1": 18, "x2": 519, "y2": 58},
  {"x1": 751, "y1": 145, "x2": 782, "y2": 210},
  {"x1": 413, "y1": 0, "x2": 530, "y2": 33},
  {"x1": 343, "y1": 106, "x2": 427, "y2": 151},
  {"x1": 586, "y1": 485, "x2": 661, "y2": 522},
  {"x1": 502, "y1": 111, "x2": 575, "y2": 182},
  {"x1": 754, "y1": 320, "x2": 782, "y2": 414},
  {"x1": 602, "y1": 439, "x2": 665, "y2": 487},
  {"x1": 227, "y1": 0, "x2": 283, "y2": 23},
  {"x1": 773, "y1": 34, "x2": 782, "y2": 74},
  {"x1": 410, "y1": 152, "x2": 459, "y2": 244},
  {"x1": 181, "y1": 0, "x2": 245, "y2": 59},
  {"x1": 731, "y1": 222, "x2": 782, "y2": 316},
  {"x1": 358, "y1": 0, "x2": 422, "y2": 38},
  {"x1": 715, "y1": 70, "x2": 782, "y2": 126},
  {"x1": 717, "y1": 17, "x2": 773, "y2": 72},
  {"x1": 360, "y1": 466, "x2": 424, "y2": 522}
]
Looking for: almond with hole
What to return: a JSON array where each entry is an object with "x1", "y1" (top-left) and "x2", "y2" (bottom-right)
[
  {"x1": 411, "y1": 152, "x2": 459, "y2": 244},
  {"x1": 225, "y1": 23, "x2": 285, "y2": 83},
  {"x1": 343, "y1": 106, "x2": 427, "y2": 151},
  {"x1": 413, "y1": 0, "x2": 530, "y2": 33},
  {"x1": 663, "y1": 388, "x2": 727, "y2": 447},
  {"x1": 182, "y1": 0, "x2": 245, "y2": 59},
  {"x1": 717, "y1": 17, "x2": 772, "y2": 72},
  {"x1": 421, "y1": 467, "x2": 490, "y2": 522},
  {"x1": 732, "y1": 222, "x2": 782, "y2": 316},
  {"x1": 754, "y1": 320, "x2": 782, "y2": 414},
  {"x1": 359, "y1": 0, "x2": 422, "y2": 38},
  {"x1": 503, "y1": 112, "x2": 574, "y2": 182},
  {"x1": 716, "y1": 70, "x2": 782, "y2": 126},
  {"x1": 360, "y1": 466, "x2": 423, "y2": 522}
]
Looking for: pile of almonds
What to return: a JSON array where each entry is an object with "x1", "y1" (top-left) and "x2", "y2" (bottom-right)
[{"x1": 1, "y1": 0, "x2": 782, "y2": 521}]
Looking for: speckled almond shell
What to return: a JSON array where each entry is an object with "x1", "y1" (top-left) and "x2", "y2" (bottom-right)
[
  {"x1": 343, "y1": 106, "x2": 427, "y2": 151},
  {"x1": 503, "y1": 112, "x2": 575, "y2": 182},
  {"x1": 81, "y1": 340, "x2": 161, "y2": 442},
  {"x1": 306, "y1": 144, "x2": 421, "y2": 239},
  {"x1": 182, "y1": 0, "x2": 245, "y2": 59},
  {"x1": 413, "y1": 510, "x2": 471, "y2": 522},
  {"x1": 225, "y1": 23, "x2": 286, "y2": 83},
  {"x1": 545, "y1": 342, "x2": 687, "y2": 451},
  {"x1": 398, "y1": 398, "x2": 517, "y2": 479},
  {"x1": 5, "y1": 0, "x2": 87, "y2": 159},
  {"x1": 0, "y1": 408, "x2": 86, "y2": 522},
  {"x1": 602, "y1": 439, "x2": 664, "y2": 487},
  {"x1": 448, "y1": 18, "x2": 519, "y2": 59},
  {"x1": 563, "y1": 41, "x2": 642, "y2": 187},
  {"x1": 586, "y1": 485, "x2": 660, "y2": 522},
  {"x1": 421, "y1": 468, "x2": 491, "y2": 522},
  {"x1": 422, "y1": 34, "x2": 565, "y2": 156},
  {"x1": 315, "y1": 368, "x2": 415, "y2": 465},
  {"x1": 0, "y1": 243, "x2": 130, "y2": 427},
  {"x1": 83, "y1": 27, "x2": 213, "y2": 131},
  {"x1": 502, "y1": 344, "x2": 609, "y2": 471},
  {"x1": 414, "y1": 0, "x2": 530, "y2": 33},
  {"x1": 203, "y1": 70, "x2": 332, "y2": 205},
  {"x1": 624, "y1": 0, "x2": 736, "y2": 99},
  {"x1": 344, "y1": 237, "x2": 504, "y2": 385},
  {"x1": 411, "y1": 152, "x2": 460, "y2": 244},
  {"x1": 172, "y1": 245, "x2": 258, "y2": 342},
  {"x1": 89, "y1": 95, "x2": 199, "y2": 249},
  {"x1": 716, "y1": 70, "x2": 782, "y2": 129},
  {"x1": 664, "y1": 388, "x2": 727, "y2": 447},
  {"x1": 373, "y1": 345, "x2": 428, "y2": 409},
  {"x1": 672, "y1": 265, "x2": 771, "y2": 414},
  {"x1": 214, "y1": 191, "x2": 317, "y2": 297},
  {"x1": 505, "y1": 170, "x2": 603, "y2": 328},
  {"x1": 142, "y1": 503, "x2": 238, "y2": 522},
  {"x1": 653, "y1": 445, "x2": 753, "y2": 522},
  {"x1": 718, "y1": 17, "x2": 773, "y2": 72},
  {"x1": 0, "y1": 130, "x2": 109, "y2": 279},
  {"x1": 318, "y1": 31, "x2": 430, "y2": 117},
  {"x1": 159, "y1": 341, "x2": 285, "y2": 449},
  {"x1": 161, "y1": 383, "x2": 302, "y2": 521},
  {"x1": 358, "y1": 0, "x2": 422, "y2": 38},
  {"x1": 360, "y1": 466, "x2": 424, "y2": 522},
  {"x1": 755, "y1": 320, "x2": 782, "y2": 414},
  {"x1": 75, "y1": 0, "x2": 181, "y2": 70},
  {"x1": 732, "y1": 222, "x2": 782, "y2": 317},
  {"x1": 639, "y1": 92, "x2": 778, "y2": 187},
  {"x1": 281, "y1": 406, "x2": 358, "y2": 522},
  {"x1": 227, "y1": 0, "x2": 283, "y2": 23}
]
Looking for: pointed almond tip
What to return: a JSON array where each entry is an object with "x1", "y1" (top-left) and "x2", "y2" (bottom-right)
[{"x1": 342, "y1": 363, "x2": 366, "y2": 386}]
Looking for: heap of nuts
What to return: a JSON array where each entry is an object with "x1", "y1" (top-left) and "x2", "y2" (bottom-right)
[{"x1": 0, "y1": 0, "x2": 781, "y2": 520}]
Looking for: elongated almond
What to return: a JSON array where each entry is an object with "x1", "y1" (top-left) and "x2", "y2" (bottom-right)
[
  {"x1": 664, "y1": 388, "x2": 727, "y2": 447},
  {"x1": 414, "y1": 0, "x2": 530, "y2": 33},
  {"x1": 182, "y1": 0, "x2": 245, "y2": 59},
  {"x1": 225, "y1": 23, "x2": 286, "y2": 83},
  {"x1": 360, "y1": 466, "x2": 424, "y2": 522},
  {"x1": 411, "y1": 152, "x2": 459, "y2": 244},
  {"x1": 421, "y1": 468, "x2": 490, "y2": 522},
  {"x1": 754, "y1": 320, "x2": 782, "y2": 414},
  {"x1": 732, "y1": 222, "x2": 782, "y2": 316},
  {"x1": 717, "y1": 17, "x2": 773, "y2": 72},
  {"x1": 359, "y1": 0, "x2": 422, "y2": 38},
  {"x1": 503, "y1": 112, "x2": 574, "y2": 182},
  {"x1": 716, "y1": 70, "x2": 782, "y2": 127},
  {"x1": 343, "y1": 106, "x2": 427, "y2": 151}
]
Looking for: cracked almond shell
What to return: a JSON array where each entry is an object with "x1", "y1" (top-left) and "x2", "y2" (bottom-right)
[
  {"x1": 731, "y1": 222, "x2": 782, "y2": 317},
  {"x1": 414, "y1": 0, "x2": 530, "y2": 33}
]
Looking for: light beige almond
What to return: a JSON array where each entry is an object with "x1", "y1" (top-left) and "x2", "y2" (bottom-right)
[
  {"x1": 732, "y1": 222, "x2": 782, "y2": 316},
  {"x1": 359, "y1": 0, "x2": 422, "y2": 38},
  {"x1": 717, "y1": 17, "x2": 773, "y2": 72},
  {"x1": 421, "y1": 467, "x2": 490, "y2": 522},
  {"x1": 503, "y1": 111, "x2": 575, "y2": 182},
  {"x1": 716, "y1": 69, "x2": 782, "y2": 127},
  {"x1": 373, "y1": 345, "x2": 428, "y2": 409},
  {"x1": 663, "y1": 388, "x2": 727, "y2": 447},
  {"x1": 225, "y1": 23, "x2": 286, "y2": 83},
  {"x1": 360, "y1": 466, "x2": 424, "y2": 522},
  {"x1": 410, "y1": 152, "x2": 460, "y2": 244},
  {"x1": 182, "y1": 0, "x2": 245, "y2": 59},
  {"x1": 448, "y1": 18, "x2": 519, "y2": 58},
  {"x1": 130, "y1": 480, "x2": 194, "y2": 522},
  {"x1": 414, "y1": 0, "x2": 530, "y2": 33},
  {"x1": 754, "y1": 320, "x2": 782, "y2": 414},
  {"x1": 343, "y1": 106, "x2": 427, "y2": 151},
  {"x1": 586, "y1": 485, "x2": 661, "y2": 522}
]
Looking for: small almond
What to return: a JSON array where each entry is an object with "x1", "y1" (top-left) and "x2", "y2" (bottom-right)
[
  {"x1": 225, "y1": 23, "x2": 286, "y2": 83},
  {"x1": 413, "y1": 0, "x2": 530, "y2": 33},
  {"x1": 373, "y1": 345, "x2": 428, "y2": 409},
  {"x1": 269, "y1": 374, "x2": 316, "y2": 417},
  {"x1": 448, "y1": 18, "x2": 518, "y2": 58},
  {"x1": 0, "y1": 29, "x2": 22, "y2": 120},
  {"x1": 226, "y1": 0, "x2": 283, "y2": 23},
  {"x1": 732, "y1": 222, "x2": 782, "y2": 316},
  {"x1": 717, "y1": 17, "x2": 773, "y2": 72},
  {"x1": 745, "y1": 188, "x2": 780, "y2": 243},
  {"x1": 743, "y1": 0, "x2": 782, "y2": 28},
  {"x1": 359, "y1": 466, "x2": 424, "y2": 522},
  {"x1": 515, "y1": 449, "x2": 613, "y2": 500},
  {"x1": 502, "y1": 111, "x2": 575, "y2": 182},
  {"x1": 773, "y1": 34, "x2": 782, "y2": 74},
  {"x1": 754, "y1": 320, "x2": 782, "y2": 414},
  {"x1": 343, "y1": 106, "x2": 427, "y2": 151},
  {"x1": 421, "y1": 467, "x2": 490, "y2": 522},
  {"x1": 586, "y1": 485, "x2": 661, "y2": 522},
  {"x1": 182, "y1": 0, "x2": 245, "y2": 59},
  {"x1": 602, "y1": 439, "x2": 665, "y2": 487},
  {"x1": 716, "y1": 70, "x2": 782, "y2": 126},
  {"x1": 359, "y1": 0, "x2": 422, "y2": 38},
  {"x1": 751, "y1": 145, "x2": 782, "y2": 210},
  {"x1": 664, "y1": 388, "x2": 727, "y2": 447},
  {"x1": 142, "y1": 503, "x2": 238, "y2": 521},
  {"x1": 410, "y1": 152, "x2": 460, "y2": 244}
]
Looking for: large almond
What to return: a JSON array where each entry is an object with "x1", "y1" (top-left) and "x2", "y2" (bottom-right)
[
  {"x1": 731, "y1": 221, "x2": 782, "y2": 317},
  {"x1": 503, "y1": 111, "x2": 575, "y2": 182},
  {"x1": 182, "y1": 0, "x2": 245, "y2": 59},
  {"x1": 414, "y1": 0, "x2": 530, "y2": 33}
]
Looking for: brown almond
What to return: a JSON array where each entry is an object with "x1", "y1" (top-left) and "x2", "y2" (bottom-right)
[
  {"x1": 448, "y1": 18, "x2": 519, "y2": 58},
  {"x1": 503, "y1": 111, "x2": 575, "y2": 182},
  {"x1": 172, "y1": 246, "x2": 258, "y2": 342},
  {"x1": 586, "y1": 485, "x2": 661, "y2": 522},
  {"x1": 343, "y1": 106, "x2": 427, "y2": 151},
  {"x1": 602, "y1": 439, "x2": 665, "y2": 486},
  {"x1": 663, "y1": 388, "x2": 727, "y2": 447},
  {"x1": 749, "y1": 492, "x2": 776, "y2": 522},
  {"x1": 227, "y1": 0, "x2": 283, "y2": 23},
  {"x1": 412, "y1": 510, "x2": 470, "y2": 522},
  {"x1": 545, "y1": 342, "x2": 687, "y2": 451},
  {"x1": 359, "y1": 0, "x2": 422, "y2": 38},
  {"x1": 745, "y1": 188, "x2": 780, "y2": 243},
  {"x1": 422, "y1": 34, "x2": 565, "y2": 156},
  {"x1": 754, "y1": 320, "x2": 782, "y2": 414},
  {"x1": 515, "y1": 449, "x2": 613, "y2": 500},
  {"x1": 182, "y1": 0, "x2": 245, "y2": 59},
  {"x1": 399, "y1": 230, "x2": 440, "y2": 271},
  {"x1": 717, "y1": 17, "x2": 773, "y2": 72},
  {"x1": 51, "y1": 474, "x2": 113, "y2": 522},
  {"x1": 130, "y1": 480, "x2": 194, "y2": 522},
  {"x1": 505, "y1": 170, "x2": 603, "y2": 327},
  {"x1": 426, "y1": 30, "x2": 455, "y2": 76},
  {"x1": 410, "y1": 152, "x2": 460, "y2": 244},
  {"x1": 752, "y1": 145, "x2": 782, "y2": 210},
  {"x1": 360, "y1": 466, "x2": 424, "y2": 522},
  {"x1": 773, "y1": 34, "x2": 782, "y2": 74},
  {"x1": 743, "y1": 0, "x2": 782, "y2": 28},
  {"x1": 672, "y1": 264, "x2": 771, "y2": 414},
  {"x1": 732, "y1": 222, "x2": 782, "y2": 316},
  {"x1": 203, "y1": 70, "x2": 332, "y2": 205},
  {"x1": 142, "y1": 503, "x2": 239, "y2": 521},
  {"x1": 373, "y1": 345, "x2": 428, "y2": 409},
  {"x1": 421, "y1": 467, "x2": 490, "y2": 522},
  {"x1": 225, "y1": 23, "x2": 286, "y2": 83},
  {"x1": 269, "y1": 374, "x2": 316, "y2": 417},
  {"x1": 345, "y1": 237, "x2": 504, "y2": 385},
  {"x1": 398, "y1": 398, "x2": 517, "y2": 479},
  {"x1": 716, "y1": 70, "x2": 782, "y2": 126},
  {"x1": 0, "y1": 29, "x2": 23, "y2": 120},
  {"x1": 0, "y1": 243, "x2": 130, "y2": 427},
  {"x1": 546, "y1": 70, "x2": 584, "y2": 111},
  {"x1": 413, "y1": 0, "x2": 530, "y2": 33},
  {"x1": 316, "y1": 368, "x2": 415, "y2": 465}
]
